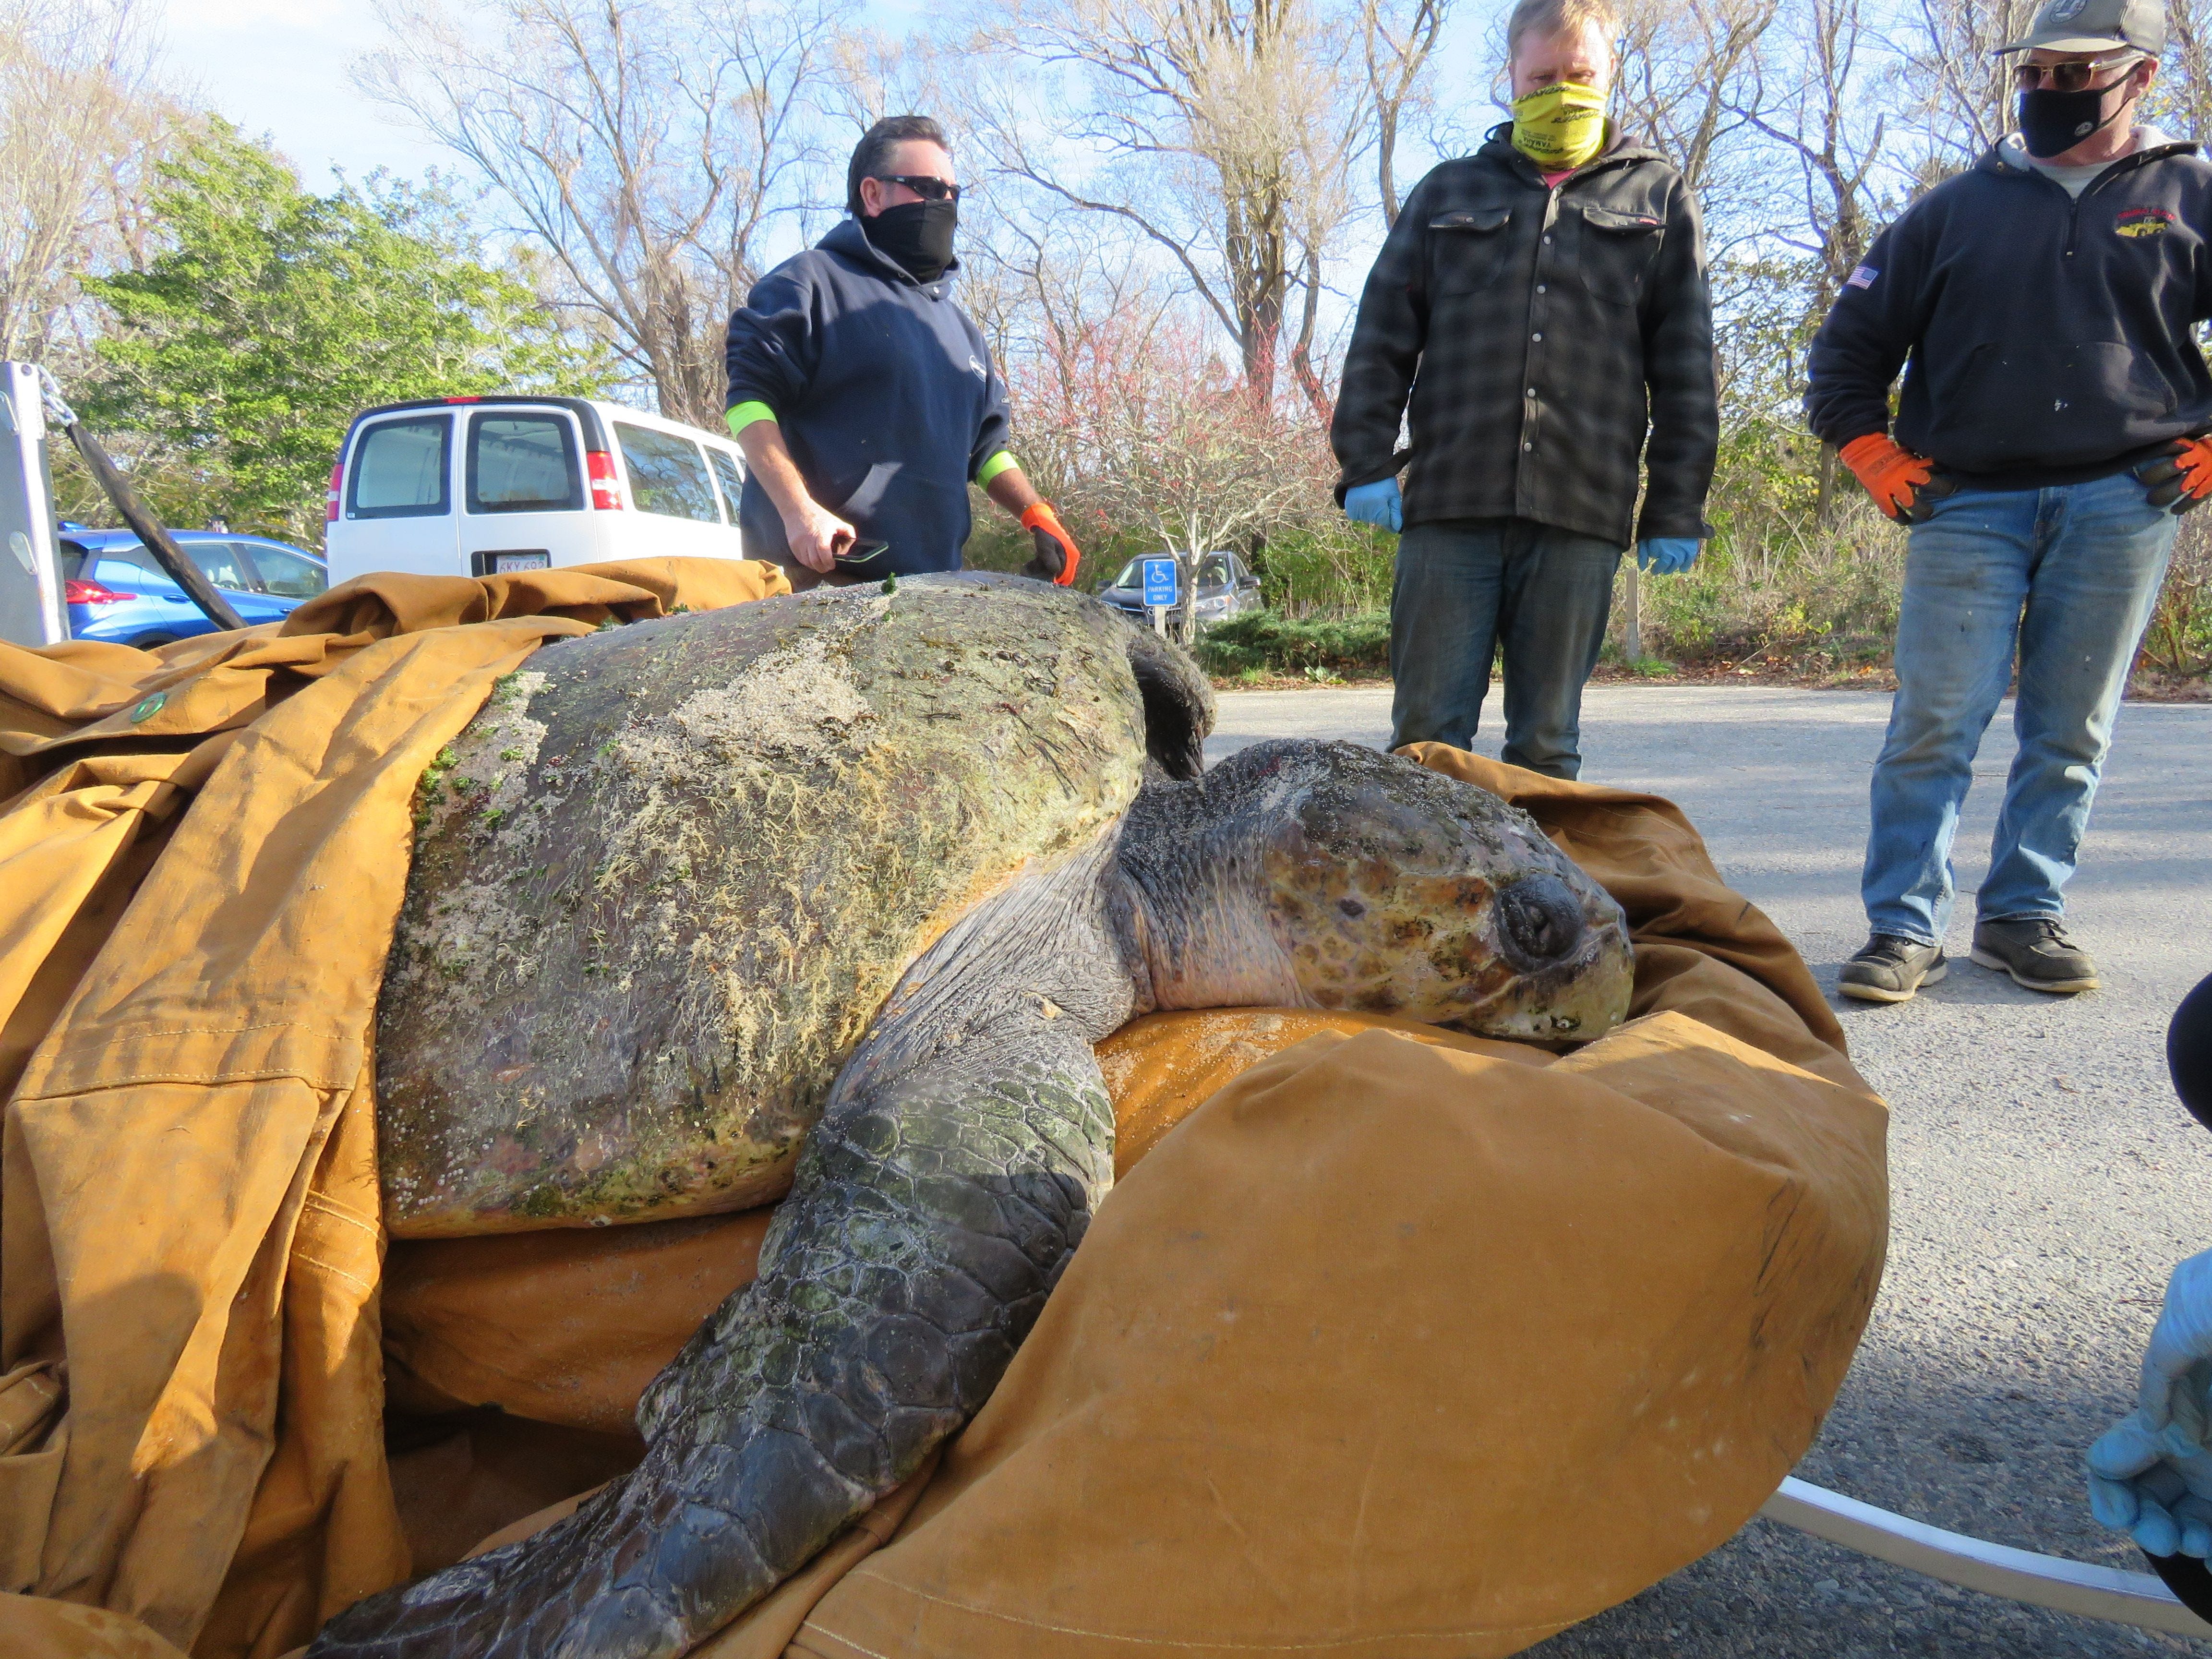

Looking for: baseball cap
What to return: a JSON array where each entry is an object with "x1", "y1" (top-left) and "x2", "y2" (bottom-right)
[{"x1": 1994, "y1": 0, "x2": 2164, "y2": 55}]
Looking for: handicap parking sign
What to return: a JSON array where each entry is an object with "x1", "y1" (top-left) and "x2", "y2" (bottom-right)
[{"x1": 1142, "y1": 557, "x2": 1178, "y2": 608}]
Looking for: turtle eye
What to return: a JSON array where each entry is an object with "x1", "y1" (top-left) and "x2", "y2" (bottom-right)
[{"x1": 1494, "y1": 875, "x2": 1584, "y2": 970}]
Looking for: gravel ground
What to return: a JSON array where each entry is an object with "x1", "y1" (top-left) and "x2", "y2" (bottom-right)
[{"x1": 1207, "y1": 685, "x2": 2212, "y2": 1657}]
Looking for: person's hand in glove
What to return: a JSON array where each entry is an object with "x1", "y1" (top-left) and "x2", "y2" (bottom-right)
[
  {"x1": 2088, "y1": 1249, "x2": 2212, "y2": 1556},
  {"x1": 1839, "y1": 433, "x2": 1956, "y2": 524},
  {"x1": 2140, "y1": 1250, "x2": 2212, "y2": 1438},
  {"x1": 1344, "y1": 477, "x2": 1403, "y2": 534},
  {"x1": 1636, "y1": 538, "x2": 1700, "y2": 576},
  {"x1": 1021, "y1": 502, "x2": 1081, "y2": 586},
  {"x1": 2088, "y1": 1411, "x2": 2212, "y2": 1557},
  {"x1": 2136, "y1": 434, "x2": 2212, "y2": 513}
]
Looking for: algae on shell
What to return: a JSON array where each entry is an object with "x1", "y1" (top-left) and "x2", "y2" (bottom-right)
[{"x1": 376, "y1": 581, "x2": 1148, "y2": 1236}]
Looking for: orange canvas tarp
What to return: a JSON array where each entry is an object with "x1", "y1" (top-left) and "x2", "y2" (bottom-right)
[
  {"x1": 0, "y1": 561, "x2": 791, "y2": 1659},
  {"x1": 377, "y1": 764, "x2": 1888, "y2": 1659},
  {"x1": 0, "y1": 576, "x2": 1887, "y2": 1659}
]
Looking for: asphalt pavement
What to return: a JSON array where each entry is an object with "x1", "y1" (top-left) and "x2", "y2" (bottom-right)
[{"x1": 1206, "y1": 684, "x2": 2212, "y2": 1657}]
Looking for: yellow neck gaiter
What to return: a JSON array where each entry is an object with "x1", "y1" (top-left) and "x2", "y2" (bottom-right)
[{"x1": 1510, "y1": 82, "x2": 1608, "y2": 171}]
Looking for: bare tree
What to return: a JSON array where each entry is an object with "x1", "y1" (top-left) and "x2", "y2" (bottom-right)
[
  {"x1": 2150, "y1": 0, "x2": 2212, "y2": 142},
  {"x1": 974, "y1": 0, "x2": 1364, "y2": 408},
  {"x1": 1078, "y1": 324, "x2": 1328, "y2": 633},
  {"x1": 0, "y1": 0, "x2": 181, "y2": 364},
  {"x1": 1613, "y1": 0, "x2": 1780, "y2": 197},
  {"x1": 360, "y1": 0, "x2": 854, "y2": 427},
  {"x1": 1362, "y1": 0, "x2": 1450, "y2": 228},
  {"x1": 1753, "y1": 0, "x2": 1885, "y2": 297},
  {"x1": 978, "y1": 232, "x2": 1331, "y2": 626},
  {"x1": 1903, "y1": 0, "x2": 2038, "y2": 171}
]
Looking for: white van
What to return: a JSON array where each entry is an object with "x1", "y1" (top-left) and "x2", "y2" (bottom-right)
[{"x1": 323, "y1": 396, "x2": 753, "y2": 585}]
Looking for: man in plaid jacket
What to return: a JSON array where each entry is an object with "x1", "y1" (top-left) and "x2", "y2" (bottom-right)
[{"x1": 1331, "y1": 0, "x2": 1717, "y2": 776}]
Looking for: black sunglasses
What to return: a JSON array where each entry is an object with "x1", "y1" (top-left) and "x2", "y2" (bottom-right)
[
  {"x1": 2012, "y1": 52, "x2": 2141, "y2": 93},
  {"x1": 873, "y1": 174, "x2": 962, "y2": 203}
]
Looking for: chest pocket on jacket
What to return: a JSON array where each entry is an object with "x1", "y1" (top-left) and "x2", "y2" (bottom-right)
[
  {"x1": 1429, "y1": 209, "x2": 1513, "y2": 294},
  {"x1": 1578, "y1": 206, "x2": 1663, "y2": 307}
]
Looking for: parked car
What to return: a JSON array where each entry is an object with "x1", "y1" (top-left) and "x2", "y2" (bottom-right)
[
  {"x1": 60, "y1": 529, "x2": 328, "y2": 646},
  {"x1": 1098, "y1": 551, "x2": 1264, "y2": 625},
  {"x1": 323, "y1": 396, "x2": 752, "y2": 587}
]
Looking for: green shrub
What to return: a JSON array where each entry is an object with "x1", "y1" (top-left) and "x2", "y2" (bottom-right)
[
  {"x1": 1248, "y1": 524, "x2": 1395, "y2": 616},
  {"x1": 1192, "y1": 610, "x2": 1391, "y2": 676}
]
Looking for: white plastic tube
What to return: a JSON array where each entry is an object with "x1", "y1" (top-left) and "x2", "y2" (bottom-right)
[{"x1": 1760, "y1": 1477, "x2": 2212, "y2": 1638}]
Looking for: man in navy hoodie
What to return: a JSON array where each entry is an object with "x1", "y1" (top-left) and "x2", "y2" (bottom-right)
[
  {"x1": 724, "y1": 116, "x2": 1081, "y2": 587},
  {"x1": 1806, "y1": 0, "x2": 2210, "y2": 1004}
]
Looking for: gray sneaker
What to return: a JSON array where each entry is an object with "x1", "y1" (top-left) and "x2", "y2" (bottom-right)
[
  {"x1": 1971, "y1": 917, "x2": 2098, "y2": 994},
  {"x1": 1839, "y1": 933, "x2": 1948, "y2": 1004}
]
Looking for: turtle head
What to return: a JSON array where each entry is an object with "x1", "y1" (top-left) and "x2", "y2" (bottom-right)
[{"x1": 1125, "y1": 741, "x2": 1633, "y2": 1041}]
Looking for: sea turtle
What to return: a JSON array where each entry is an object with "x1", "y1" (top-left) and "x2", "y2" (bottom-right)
[{"x1": 315, "y1": 573, "x2": 1634, "y2": 1659}]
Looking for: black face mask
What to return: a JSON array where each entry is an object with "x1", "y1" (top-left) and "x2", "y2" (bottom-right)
[
  {"x1": 864, "y1": 199, "x2": 958, "y2": 284},
  {"x1": 2018, "y1": 79, "x2": 2133, "y2": 159}
]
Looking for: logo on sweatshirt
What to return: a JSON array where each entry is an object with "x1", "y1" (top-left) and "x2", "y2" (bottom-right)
[
  {"x1": 2116, "y1": 205, "x2": 2177, "y2": 239},
  {"x1": 1844, "y1": 265, "x2": 1878, "y2": 289}
]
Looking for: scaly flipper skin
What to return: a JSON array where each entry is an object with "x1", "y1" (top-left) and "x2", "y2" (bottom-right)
[{"x1": 313, "y1": 847, "x2": 1129, "y2": 1659}]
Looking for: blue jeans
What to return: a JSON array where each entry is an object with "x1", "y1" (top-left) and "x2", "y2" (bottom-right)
[
  {"x1": 1389, "y1": 517, "x2": 1622, "y2": 777},
  {"x1": 1863, "y1": 471, "x2": 2176, "y2": 945}
]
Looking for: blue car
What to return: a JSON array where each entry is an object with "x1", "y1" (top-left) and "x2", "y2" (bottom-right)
[{"x1": 60, "y1": 529, "x2": 328, "y2": 646}]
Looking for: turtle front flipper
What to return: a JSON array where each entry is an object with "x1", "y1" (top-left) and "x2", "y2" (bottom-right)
[
  {"x1": 312, "y1": 852, "x2": 1128, "y2": 1659},
  {"x1": 1121, "y1": 618, "x2": 1215, "y2": 780}
]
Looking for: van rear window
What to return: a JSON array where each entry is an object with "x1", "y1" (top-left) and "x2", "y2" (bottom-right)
[
  {"x1": 349, "y1": 417, "x2": 451, "y2": 519},
  {"x1": 615, "y1": 424, "x2": 720, "y2": 523},
  {"x1": 707, "y1": 447, "x2": 745, "y2": 517},
  {"x1": 469, "y1": 413, "x2": 582, "y2": 514}
]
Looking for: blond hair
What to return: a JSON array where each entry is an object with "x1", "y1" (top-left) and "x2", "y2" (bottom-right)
[{"x1": 1505, "y1": 0, "x2": 1621, "y2": 62}]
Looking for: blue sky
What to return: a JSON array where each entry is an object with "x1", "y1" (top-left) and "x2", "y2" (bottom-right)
[
  {"x1": 153, "y1": 0, "x2": 455, "y2": 187},
  {"x1": 148, "y1": 0, "x2": 1500, "y2": 370},
  {"x1": 154, "y1": 0, "x2": 1498, "y2": 196},
  {"x1": 154, "y1": 0, "x2": 952, "y2": 190}
]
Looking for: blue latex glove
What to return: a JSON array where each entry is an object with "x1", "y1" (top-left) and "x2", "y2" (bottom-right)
[
  {"x1": 1344, "y1": 477, "x2": 1403, "y2": 533},
  {"x1": 1636, "y1": 536, "x2": 1700, "y2": 575},
  {"x1": 2140, "y1": 1250, "x2": 2212, "y2": 1433},
  {"x1": 2088, "y1": 1250, "x2": 2212, "y2": 1556},
  {"x1": 2087, "y1": 1409, "x2": 2212, "y2": 1557}
]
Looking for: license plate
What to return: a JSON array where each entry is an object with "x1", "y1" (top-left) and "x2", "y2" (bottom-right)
[{"x1": 493, "y1": 551, "x2": 550, "y2": 573}]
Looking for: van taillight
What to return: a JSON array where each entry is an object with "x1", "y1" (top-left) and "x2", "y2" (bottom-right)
[
  {"x1": 587, "y1": 451, "x2": 623, "y2": 511},
  {"x1": 326, "y1": 460, "x2": 344, "y2": 522}
]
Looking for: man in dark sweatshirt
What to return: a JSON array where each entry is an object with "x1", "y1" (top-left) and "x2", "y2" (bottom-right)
[
  {"x1": 1806, "y1": 0, "x2": 2209, "y2": 1004},
  {"x1": 724, "y1": 115, "x2": 1080, "y2": 586}
]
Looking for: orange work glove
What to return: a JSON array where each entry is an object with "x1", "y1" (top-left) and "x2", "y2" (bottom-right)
[
  {"x1": 1839, "y1": 433, "x2": 1956, "y2": 524},
  {"x1": 2136, "y1": 434, "x2": 2212, "y2": 513},
  {"x1": 1021, "y1": 502, "x2": 1081, "y2": 586}
]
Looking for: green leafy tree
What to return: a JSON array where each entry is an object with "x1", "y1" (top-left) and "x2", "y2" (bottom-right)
[{"x1": 82, "y1": 122, "x2": 608, "y2": 543}]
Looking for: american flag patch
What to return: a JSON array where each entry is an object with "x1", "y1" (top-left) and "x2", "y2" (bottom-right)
[{"x1": 1845, "y1": 265, "x2": 1878, "y2": 290}]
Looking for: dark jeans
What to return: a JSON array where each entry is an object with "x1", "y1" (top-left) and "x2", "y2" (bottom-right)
[{"x1": 1388, "y1": 517, "x2": 1623, "y2": 777}]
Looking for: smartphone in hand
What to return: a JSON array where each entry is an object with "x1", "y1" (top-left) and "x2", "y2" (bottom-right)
[{"x1": 833, "y1": 540, "x2": 892, "y2": 577}]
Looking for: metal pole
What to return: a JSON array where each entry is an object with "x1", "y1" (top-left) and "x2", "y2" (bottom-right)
[
  {"x1": 35, "y1": 369, "x2": 245, "y2": 633},
  {"x1": 1623, "y1": 560, "x2": 1642, "y2": 663},
  {"x1": 0, "y1": 362, "x2": 66, "y2": 646}
]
